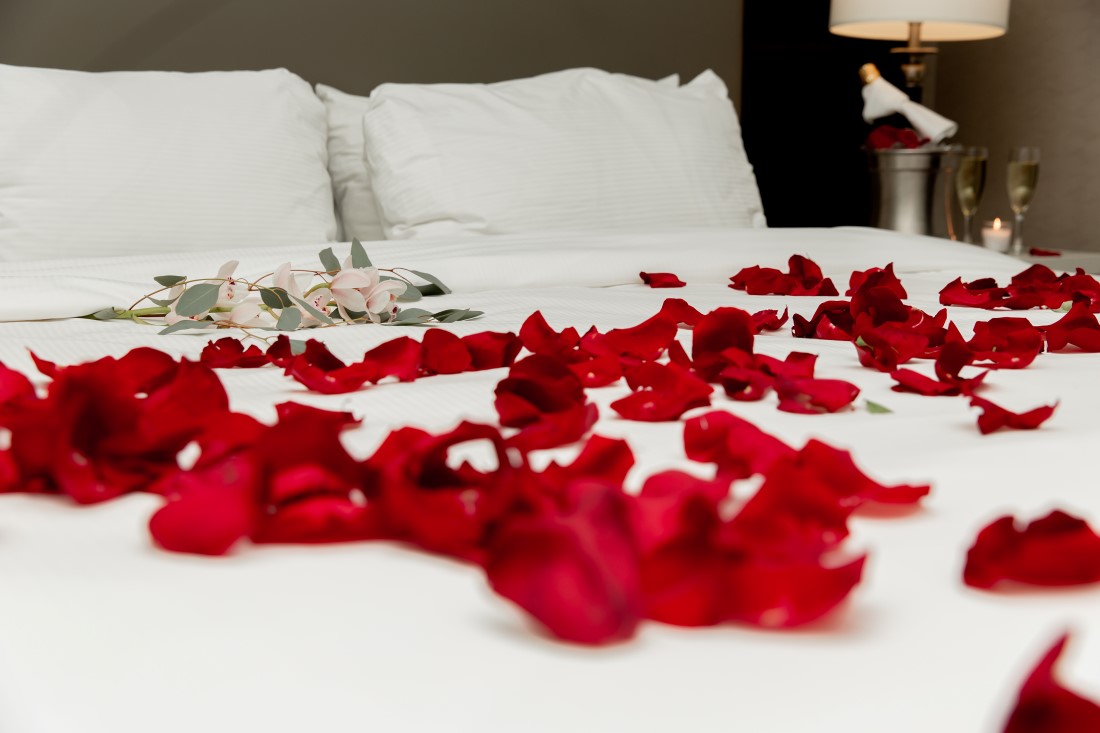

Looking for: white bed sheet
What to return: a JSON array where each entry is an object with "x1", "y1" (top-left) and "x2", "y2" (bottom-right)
[{"x1": 0, "y1": 227, "x2": 1097, "y2": 733}]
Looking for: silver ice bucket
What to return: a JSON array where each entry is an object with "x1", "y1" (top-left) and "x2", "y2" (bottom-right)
[{"x1": 868, "y1": 146, "x2": 962, "y2": 240}]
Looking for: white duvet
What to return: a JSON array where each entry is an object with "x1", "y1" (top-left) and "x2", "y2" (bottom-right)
[{"x1": 0, "y1": 227, "x2": 1097, "y2": 733}]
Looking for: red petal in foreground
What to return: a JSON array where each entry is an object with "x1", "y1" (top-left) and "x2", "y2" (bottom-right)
[
  {"x1": 285, "y1": 340, "x2": 378, "y2": 394},
  {"x1": 752, "y1": 307, "x2": 789, "y2": 334},
  {"x1": 495, "y1": 355, "x2": 597, "y2": 451},
  {"x1": 775, "y1": 377, "x2": 859, "y2": 414},
  {"x1": 581, "y1": 313, "x2": 678, "y2": 362},
  {"x1": 797, "y1": 439, "x2": 930, "y2": 508},
  {"x1": 964, "y1": 511, "x2": 1100, "y2": 589},
  {"x1": 1042, "y1": 301, "x2": 1100, "y2": 352},
  {"x1": 640, "y1": 271, "x2": 686, "y2": 288},
  {"x1": 1002, "y1": 634, "x2": 1100, "y2": 733},
  {"x1": 462, "y1": 331, "x2": 522, "y2": 371},
  {"x1": 970, "y1": 397, "x2": 1057, "y2": 435},
  {"x1": 149, "y1": 456, "x2": 257, "y2": 556},
  {"x1": 611, "y1": 362, "x2": 713, "y2": 422},
  {"x1": 721, "y1": 554, "x2": 866, "y2": 628},
  {"x1": 847, "y1": 263, "x2": 908, "y2": 299},
  {"x1": 419, "y1": 328, "x2": 473, "y2": 376},
  {"x1": 683, "y1": 411, "x2": 794, "y2": 480},
  {"x1": 485, "y1": 481, "x2": 643, "y2": 645},
  {"x1": 199, "y1": 338, "x2": 270, "y2": 369}
]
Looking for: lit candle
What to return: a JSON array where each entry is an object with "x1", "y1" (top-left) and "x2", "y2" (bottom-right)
[{"x1": 982, "y1": 217, "x2": 1013, "y2": 253}]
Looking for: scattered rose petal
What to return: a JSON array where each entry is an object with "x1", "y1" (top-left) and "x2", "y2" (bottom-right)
[
  {"x1": 1002, "y1": 634, "x2": 1100, "y2": 733},
  {"x1": 199, "y1": 338, "x2": 270, "y2": 369},
  {"x1": 965, "y1": 510, "x2": 1100, "y2": 589},
  {"x1": 640, "y1": 271, "x2": 686, "y2": 288},
  {"x1": 970, "y1": 396, "x2": 1057, "y2": 434}
]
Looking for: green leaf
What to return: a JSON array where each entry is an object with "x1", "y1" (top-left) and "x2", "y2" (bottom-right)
[
  {"x1": 260, "y1": 286, "x2": 293, "y2": 309},
  {"x1": 154, "y1": 275, "x2": 187, "y2": 288},
  {"x1": 416, "y1": 283, "x2": 445, "y2": 297},
  {"x1": 349, "y1": 239, "x2": 372, "y2": 268},
  {"x1": 91, "y1": 308, "x2": 120, "y2": 321},
  {"x1": 865, "y1": 400, "x2": 893, "y2": 415},
  {"x1": 289, "y1": 294, "x2": 335, "y2": 325},
  {"x1": 854, "y1": 336, "x2": 868, "y2": 347},
  {"x1": 393, "y1": 281, "x2": 422, "y2": 302},
  {"x1": 433, "y1": 308, "x2": 483, "y2": 323},
  {"x1": 318, "y1": 246, "x2": 341, "y2": 273},
  {"x1": 289, "y1": 339, "x2": 308, "y2": 356},
  {"x1": 275, "y1": 307, "x2": 303, "y2": 331},
  {"x1": 394, "y1": 307, "x2": 434, "y2": 323},
  {"x1": 407, "y1": 269, "x2": 451, "y2": 295},
  {"x1": 157, "y1": 320, "x2": 216, "y2": 336},
  {"x1": 174, "y1": 283, "x2": 220, "y2": 317},
  {"x1": 148, "y1": 295, "x2": 180, "y2": 307},
  {"x1": 1058, "y1": 300, "x2": 1073, "y2": 312}
]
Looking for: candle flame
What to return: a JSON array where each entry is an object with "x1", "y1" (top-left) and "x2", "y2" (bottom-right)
[{"x1": 993, "y1": 217, "x2": 1002, "y2": 230}]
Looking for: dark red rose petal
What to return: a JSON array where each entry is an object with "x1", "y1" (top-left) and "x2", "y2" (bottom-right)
[
  {"x1": 285, "y1": 340, "x2": 378, "y2": 394},
  {"x1": 970, "y1": 396, "x2": 1057, "y2": 435},
  {"x1": 462, "y1": 331, "x2": 522, "y2": 370},
  {"x1": 611, "y1": 362, "x2": 713, "y2": 422},
  {"x1": 581, "y1": 313, "x2": 678, "y2": 363},
  {"x1": 199, "y1": 338, "x2": 270, "y2": 369},
  {"x1": 485, "y1": 481, "x2": 643, "y2": 645},
  {"x1": 969, "y1": 318, "x2": 1045, "y2": 369},
  {"x1": 721, "y1": 554, "x2": 866, "y2": 628},
  {"x1": 683, "y1": 411, "x2": 794, "y2": 480},
  {"x1": 656, "y1": 298, "x2": 704, "y2": 328},
  {"x1": 495, "y1": 355, "x2": 597, "y2": 451},
  {"x1": 640, "y1": 271, "x2": 686, "y2": 288},
  {"x1": 419, "y1": 328, "x2": 474, "y2": 376},
  {"x1": 752, "y1": 307, "x2": 789, "y2": 333},
  {"x1": 796, "y1": 439, "x2": 930, "y2": 508},
  {"x1": 567, "y1": 354, "x2": 623, "y2": 388},
  {"x1": 691, "y1": 307, "x2": 755, "y2": 381},
  {"x1": 791, "y1": 300, "x2": 855, "y2": 341},
  {"x1": 729, "y1": 256, "x2": 838, "y2": 297},
  {"x1": 0, "y1": 362, "x2": 35, "y2": 405},
  {"x1": 939, "y1": 277, "x2": 1008, "y2": 309},
  {"x1": 519, "y1": 311, "x2": 581, "y2": 358},
  {"x1": 847, "y1": 264, "x2": 908, "y2": 299},
  {"x1": 1002, "y1": 634, "x2": 1100, "y2": 733},
  {"x1": 1042, "y1": 301, "x2": 1100, "y2": 352},
  {"x1": 540, "y1": 434, "x2": 635, "y2": 488},
  {"x1": 1029, "y1": 247, "x2": 1061, "y2": 257},
  {"x1": 149, "y1": 456, "x2": 256, "y2": 556},
  {"x1": 362, "y1": 336, "x2": 423, "y2": 382},
  {"x1": 964, "y1": 510, "x2": 1100, "y2": 589},
  {"x1": 775, "y1": 377, "x2": 859, "y2": 414}
]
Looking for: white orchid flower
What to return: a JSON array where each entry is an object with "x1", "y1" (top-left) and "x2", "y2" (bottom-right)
[
  {"x1": 215, "y1": 260, "x2": 248, "y2": 308},
  {"x1": 211, "y1": 301, "x2": 272, "y2": 328},
  {"x1": 330, "y1": 266, "x2": 407, "y2": 323}
]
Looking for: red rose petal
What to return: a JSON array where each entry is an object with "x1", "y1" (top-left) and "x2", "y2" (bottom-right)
[
  {"x1": 0, "y1": 362, "x2": 35, "y2": 405},
  {"x1": 1028, "y1": 247, "x2": 1061, "y2": 257},
  {"x1": 847, "y1": 263, "x2": 908, "y2": 299},
  {"x1": 285, "y1": 340, "x2": 378, "y2": 394},
  {"x1": 148, "y1": 456, "x2": 256, "y2": 556},
  {"x1": 684, "y1": 411, "x2": 794, "y2": 480},
  {"x1": 691, "y1": 307, "x2": 755, "y2": 381},
  {"x1": 519, "y1": 311, "x2": 581, "y2": 358},
  {"x1": 485, "y1": 481, "x2": 643, "y2": 645},
  {"x1": 462, "y1": 331, "x2": 522, "y2": 370},
  {"x1": 581, "y1": 313, "x2": 678, "y2": 362},
  {"x1": 970, "y1": 396, "x2": 1057, "y2": 434},
  {"x1": 1043, "y1": 301, "x2": 1100, "y2": 352},
  {"x1": 611, "y1": 362, "x2": 713, "y2": 422},
  {"x1": 964, "y1": 511, "x2": 1100, "y2": 589},
  {"x1": 419, "y1": 328, "x2": 474, "y2": 376},
  {"x1": 1002, "y1": 634, "x2": 1100, "y2": 733},
  {"x1": 775, "y1": 377, "x2": 859, "y2": 414},
  {"x1": 656, "y1": 298, "x2": 705, "y2": 328},
  {"x1": 640, "y1": 271, "x2": 686, "y2": 288},
  {"x1": 730, "y1": 255, "x2": 838, "y2": 296},
  {"x1": 362, "y1": 336, "x2": 423, "y2": 382},
  {"x1": 199, "y1": 338, "x2": 270, "y2": 369},
  {"x1": 791, "y1": 300, "x2": 855, "y2": 341},
  {"x1": 752, "y1": 307, "x2": 790, "y2": 333},
  {"x1": 495, "y1": 355, "x2": 598, "y2": 451}
]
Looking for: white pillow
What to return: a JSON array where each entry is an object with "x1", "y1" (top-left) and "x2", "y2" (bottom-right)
[
  {"x1": 315, "y1": 83, "x2": 386, "y2": 243},
  {"x1": 362, "y1": 68, "x2": 765, "y2": 240},
  {"x1": 0, "y1": 64, "x2": 338, "y2": 262},
  {"x1": 315, "y1": 72, "x2": 680, "y2": 244}
]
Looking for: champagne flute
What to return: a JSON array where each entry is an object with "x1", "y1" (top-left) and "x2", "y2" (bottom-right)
[
  {"x1": 1007, "y1": 147, "x2": 1040, "y2": 255},
  {"x1": 955, "y1": 146, "x2": 988, "y2": 243}
]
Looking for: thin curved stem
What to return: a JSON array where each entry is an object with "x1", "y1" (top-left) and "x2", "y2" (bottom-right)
[
  {"x1": 962, "y1": 213, "x2": 974, "y2": 244},
  {"x1": 1012, "y1": 212, "x2": 1026, "y2": 256}
]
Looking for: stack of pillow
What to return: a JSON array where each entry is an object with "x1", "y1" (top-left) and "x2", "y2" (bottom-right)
[{"x1": 0, "y1": 64, "x2": 765, "y2": 262}]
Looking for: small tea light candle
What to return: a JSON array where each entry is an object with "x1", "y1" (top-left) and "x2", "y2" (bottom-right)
[{"x1": 982, "y1": 218, "x2": 1013, "y2": 253}]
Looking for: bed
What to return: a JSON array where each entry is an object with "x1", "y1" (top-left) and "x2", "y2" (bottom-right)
[{"x1": 1, "y1": 22, "x2": 1098, "y2": 733}]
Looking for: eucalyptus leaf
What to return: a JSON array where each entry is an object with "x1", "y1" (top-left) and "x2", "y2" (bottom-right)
[
  {"x1": 276, "y1": 307, "x2": 303, "y2": 331},
  {"x1": 318, "y1": 246, "x2": 341, "y2": 273},
  {"x1": 395, "y1": 283, "x2": 423, "y2": 302},
  {"x1": 154, "y1": 275, "x2": 187, "y2": 288},
  {"x1": 434, "y1": 308, "x2": 483, "y2": 323},
  {"x1": 865, "y1": 400, "x2": 893, "y2": 414},
  {"x1": 416, "y1": 283, "x2": 445, "y2": 297},
  {"x1": 349, "y1": 238, "x2": 372, "y2": 268},
  {"x1": 260, "y1": 286, "x2": 293, "y2": 309},
  {"x1": 148, "y1": 295, "x2": 180, "y2": 308},
  {"x1": 174, "y1": 283, "x2": 220, "y2": 317},
  {"x1": 1058, "y1": 300, "x2": 1073, "y2": 312},
  {"x1": 407, "y1": 269, "x2": 451, "y2": 295},
  {"x1": 158, "y1": 320, "x2": 216, "y2": 336},
  {"x1": 394, "y1": 308, "x2": 433, "y2": 323},
  {"x1": 289, "y1": 339, "x2": 308, "y2": 355},
  {"x1": 289, "y1": 294, "x2": 335, "y2": 325},
  {"x1": 91, "y1": 308, "x2": 120, "y2": 321}
]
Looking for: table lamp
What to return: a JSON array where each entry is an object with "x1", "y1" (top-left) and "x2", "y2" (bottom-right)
[{"x1": 829, "y1": 0, "x2": 1010, "y2": 90}]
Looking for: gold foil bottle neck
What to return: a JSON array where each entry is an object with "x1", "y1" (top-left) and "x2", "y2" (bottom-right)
[{"x1": 859, "y1": 63, "x2": 881, "y2": 85}]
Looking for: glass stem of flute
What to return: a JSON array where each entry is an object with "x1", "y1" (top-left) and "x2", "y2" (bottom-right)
[
  {"x1": 1011, "y1": 212, "x2": 1025, "y2": 256},
  {"x1": 962, "y1": 213, "x2": 974, "y2": 243}
]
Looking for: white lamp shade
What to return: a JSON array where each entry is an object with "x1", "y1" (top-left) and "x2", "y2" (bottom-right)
[{"x1": 829, "y1": 0, "x2": 1010, "y2": 41}]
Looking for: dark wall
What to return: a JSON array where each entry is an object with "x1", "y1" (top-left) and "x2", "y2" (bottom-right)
[
  {"x1": 0, "y1": 0, "x2": 743, "y2": 104},
  {"x1": 741, "y1": 1, "x2": 899, "y2": 228}
]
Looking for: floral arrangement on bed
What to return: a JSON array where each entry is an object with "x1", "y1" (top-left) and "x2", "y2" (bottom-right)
[{"x1": 89, "y1": 240, "x2": 481, "y2": 334}]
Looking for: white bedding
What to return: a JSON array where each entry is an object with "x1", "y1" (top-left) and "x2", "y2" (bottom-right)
[{"x1": 0, "y1": 227, "x2": 1097, "y2": 733}]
